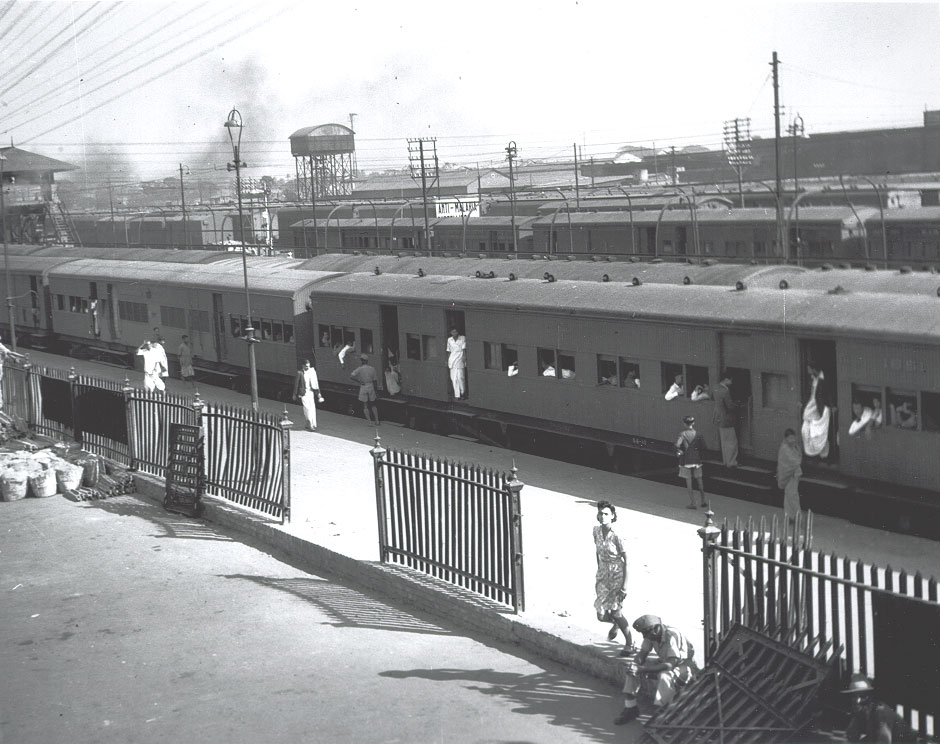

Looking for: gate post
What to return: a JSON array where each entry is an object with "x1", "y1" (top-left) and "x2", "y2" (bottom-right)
[
  {"x1": 698, "y1": 508, "x2": 721, "y2": 662},
  {"x1": 279, "y1": 406, "x2": 292, "y2": 525},
  {"x1": 22, "y1": 354, "x2": 35, "y2": 432},
  {"x1": 370, "y1": 434, "x2": 389, "y2": 562},
  {"x1": 506, "y1": 463, "x2": 525, "y2": 613},
  {"x1": 122, "y1": 376, "x2": 138, "y2": 471},
  {"x1": 67, "y1": 365, "x2": 80, "y2": 446}
]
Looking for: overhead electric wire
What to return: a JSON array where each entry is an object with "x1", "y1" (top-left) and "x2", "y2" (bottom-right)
[
  {"x1": 3, "y1": 1, "x2": 231, "y2": 127},
  {"x1": 17, "y1": 4, "x2": 287, "y2": 144},
  {"x1": 0, "y1": 1, "x2": 54, "y2": 58},
  {"x1": 1, "y1": 1, "x2": 193, "y2": 113},
  {"x1": 0, "y1": 2, "x2": 119, "y2": 100},
  {"x1": 0, "y1": 0, "x2": 37, "y2": 46}
]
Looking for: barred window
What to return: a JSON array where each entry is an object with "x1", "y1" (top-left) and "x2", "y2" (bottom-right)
[
  {"x1": 118, "y1": 300, "x2": 148, "y2": 324},
  {"x1": 160, "y1": 305, "x2": 187, "y2": 329},
  {"x1": 188, "y1": 309, "x2": 210, "y2": 332}
]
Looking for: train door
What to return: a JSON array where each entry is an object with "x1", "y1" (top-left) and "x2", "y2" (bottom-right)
[
  {"x1": 800, "y1": 339, "x2": 839, "y2": 462},
  {"x1": 445, "y1": 309, "x2": 466, "y2": 398},
  {"x1": 380, "y1": 304, "x2": 399, "y2": 369},
  {"x1": 28, "y1": 275, "x2": 41, "y2": 329},
  {"x1": 106, "y1": 283, "x2": 117, "y2": 337},
  {"x1": 725, "y1": 366, "x2": 753, "y2": 450},
  {"x1": 211, "y1": 293, "x2": 225, "y2": 361}
]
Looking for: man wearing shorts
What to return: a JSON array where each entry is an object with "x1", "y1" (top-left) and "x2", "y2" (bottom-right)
[{"x1": 350, "y1": 354, "x2": 380, "y2": 426}]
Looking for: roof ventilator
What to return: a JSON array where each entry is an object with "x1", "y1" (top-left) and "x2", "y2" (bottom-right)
[
  {"x1": 543, "y1": 272, "x2": 556, "y2": 283},
  {"x1": 374, "y1": 266, "x2": 382, "y2": 275},
  {"x1": 417, "y1": 268, "x2": 425, "y2": 277},
  {"x1": 779, "y1": 279, "x2": 789, "y2": 290},
  {"x1": 828, "y1": 285, "x2": 846, "y2": 295},
  {"x1": 631, "y1": 277, "x2": 642, "y2": 286},
  {"x1": 601, "y1": 274, "x2": 610, "y2": 282},
  {"x1": 508, "y1": 273, "x2": 517, "y2": 281},
  {"x1": 735, "y1": 280, "x2": 746, "y2": 291},
  {"x1": 683, "y1": 276, "x2": 692, "y2": 285}
]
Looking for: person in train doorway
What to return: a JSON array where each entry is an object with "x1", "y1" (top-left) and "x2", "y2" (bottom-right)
[
  {"x1": 294, "y1": 359, "x2": 324, "y2": 432},
  {"x1": 842, "y1": 673, "x2": 920, "y2": 742},
  {"x1": 712, "y1": 371, "x2": 740, "y2": 468},
  {"x1": 446, "y1": 328, "x2": 467, "y2": 400},
  {"x1": 776, "y1": 428, "x2": 803, "y2": 526},
  {"x1": 178, "y1": 335, "x2": 195, "y2": 383},
  {"x1": 615, "y1": 614, "x2": 698, "y2": 725},
  {"x1": 136, "y1": 340, "x2": 166, "y2": 394},
  {"x1": 676, "y1": 416, "x2": 707, "y2": 509},
  {"x1": 350, "y1": 354, "x2": 381, "y2": 426},
  {"x1": 802, "y1": 362, "x2": 833, "y2": 461}
]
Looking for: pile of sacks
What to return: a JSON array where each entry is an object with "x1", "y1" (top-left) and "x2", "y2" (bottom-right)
[{"x1": 0, "y1": 448, "x2": 95, "y2": 501}]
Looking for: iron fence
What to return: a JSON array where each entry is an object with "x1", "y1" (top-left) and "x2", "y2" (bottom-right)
[
  {"x1": 700, "y1": 510, "x2": 939, "y2": 740},
  {"x1": 371, "y1": 438, "x2": 525, "y2": 612},
  {"x1": 0, "y1": 358, "x2": 291, "y2": 523}
]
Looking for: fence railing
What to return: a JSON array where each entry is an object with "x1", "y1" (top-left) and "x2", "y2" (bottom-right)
[
  {"x1": 1, "y1": 358, "x2": 292, "y2": 523},
  {"x1": 371, "y1": 437, "x2": 525, "y2": 612},
  {"x1": 700, "y1": 509, "x2": 939, "y2": 740}
]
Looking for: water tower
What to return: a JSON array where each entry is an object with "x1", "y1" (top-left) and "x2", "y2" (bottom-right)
[{"x1": 290, "y1": 123, "x2": 356, "y2": 199}]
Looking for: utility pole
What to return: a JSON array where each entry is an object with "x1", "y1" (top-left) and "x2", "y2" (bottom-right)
[
  {"x1": 670, "y1": 146, "x2": 677, "y2": 186},
  {"x1": 723, "y1": 118, "x2": 753, "y2": 208},
  {"x1": 1, "y1": 152, "x2": 17, "y2": 352},
  {"x1": 788, "y1": 114, "x2": 805, "y2": 261},
  {"x1": 108, "y1": 179, "x2": 117, "y2": 247},
  {"x1": 408, "y1": 137, "x2": 439, "y2": 254},
  {"x1": 506, "y1": 141, "x2": 518, "y2": 253},
  {"x1": 179, "y1": 164, "x2": 188, "y2": 248},
  {"x1": 573, "y1": 143, "x2": 580, "y2": 209},
  {"x1": 772, "y1": 50, "x2": 785, "y2": 261}
]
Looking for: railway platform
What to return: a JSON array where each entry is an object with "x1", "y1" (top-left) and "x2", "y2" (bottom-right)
[{"x1": 13, "y1": 350, "x2": 940, "y2": 719}]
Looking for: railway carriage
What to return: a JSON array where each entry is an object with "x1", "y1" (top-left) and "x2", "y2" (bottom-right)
[
  {"x1": 44, "y1": 257, "x2": 332, "y2": 392},
  {"x1": 307, "y1": 268, "x2": 940, "y2": 533}
]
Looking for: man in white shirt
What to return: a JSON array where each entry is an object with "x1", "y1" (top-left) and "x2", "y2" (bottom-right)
[{"x1": 446, "y1": 328, "x2": 467, "y2": 400}]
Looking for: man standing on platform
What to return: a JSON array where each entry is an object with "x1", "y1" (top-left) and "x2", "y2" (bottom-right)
[
  {"x1": 446, "y1": 328, "x2": 467, "y2": 400},
  {"x1": 136, "y1": 340, "x2": 166, "y2": 393},
  {"x1": 776, "y1": 428, "x2": 803, "y2": 525},
  {"x1": 712, "y1": 371, "x2": 739, "y2": 467},
  {"x1": 294, "y1": 359, "x2": 324, "y2": 432},
  {"x1": 350, "y1": 354, "x2": 380, "y2": 426},
  {"x1": 178, "y1": 335, "x2": 195, "y2": 383}
]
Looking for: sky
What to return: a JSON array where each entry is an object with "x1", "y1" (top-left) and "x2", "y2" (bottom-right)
[{"x1": 1, "y1": 0, "x2": 938, "y2": 187}]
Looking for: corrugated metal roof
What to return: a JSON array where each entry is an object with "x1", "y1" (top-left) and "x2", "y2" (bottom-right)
[
  {"x1": 293, "y1": 254, "x2": 800, "y2": 287},
  {"x1": 47, "y1": 259, "x2": 334, "y2": 294},
  {"x1": 306, "y1": 270, "x2": 940, "y2": 342}
]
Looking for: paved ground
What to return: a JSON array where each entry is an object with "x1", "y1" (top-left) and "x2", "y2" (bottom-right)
[
  {"x1": 5, "y1": 351, "x2": 940, "y2": 742},
  {"x1": 0, "y1": 492, "x2": 628, "y2": 744}
]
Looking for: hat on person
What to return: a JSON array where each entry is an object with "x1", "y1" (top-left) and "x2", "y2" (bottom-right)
[
  {"x1": 360, "y1": 354, "x2": 368, "y2": 362},
  {"x1": 633, "y1": 614, "x2": 662, "y2": 633},
  {"x1": 841, "y1": 673, "x2": 875, "y2": 695},
  {"x1": 683, "y1": 416, "x2": 695, "y2": 425}
]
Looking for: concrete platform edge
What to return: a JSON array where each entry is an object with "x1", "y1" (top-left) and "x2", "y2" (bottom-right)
[{"x1": 133, "y1": 474, "x2": 626, "y2": 689}]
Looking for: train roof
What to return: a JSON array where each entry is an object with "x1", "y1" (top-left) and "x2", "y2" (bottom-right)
[
  {"x1": 46, "y1": 258, "x2": 333, "y2": 294},
  {"x1": 293, "y1": 253, "x2": 803, "y2": 286},
  {"x1": 308, "y1": 271, "x2": 940, "y2": 343},
  {"x1": 0, "y1": 245, "x2": 236, "y2": 263},
  {"x1": 529, "y1": 206, "x2": 879, "y2": 227},
  {"x1": 744, "y1": 265, "x2": 940, "y2": 295}
]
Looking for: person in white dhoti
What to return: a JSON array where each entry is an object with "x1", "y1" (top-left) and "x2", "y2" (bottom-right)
[
  {"x1": 293, "y1": 359, "x2": 324, "y2": 431},
  {"x1": 446, "y1": 328, "x2": 467, "y2": 400},
  {"x1": 136, "y1": 340, "x2": 166, "y2": 393}
]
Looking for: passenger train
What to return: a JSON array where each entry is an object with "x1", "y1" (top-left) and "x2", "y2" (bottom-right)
[{"x1": 2, "y1": 244, "x2": 939, "y2": 538}]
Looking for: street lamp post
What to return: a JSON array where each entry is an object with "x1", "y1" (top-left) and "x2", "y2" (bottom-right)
[
  {"x1": 0, "y1": 152, "x2": 17, "y2": 352},
  {"x1": 506, "y1": 141, "x2": 518, "y2": 253},
  {"x1": 788, "y1": 114, "x2": 804, "y2": 259},
  {"x1": 225, "y1": 108, "x2": 259, "y2": 412}
]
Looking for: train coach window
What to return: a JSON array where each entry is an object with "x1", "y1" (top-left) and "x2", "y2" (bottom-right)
[
  {"x1": 538, "y1": 348, "x2": 557, "y2": 377},
  {"x1": 230, "y1": 316, "x2": 242, "y2": 337},
  {"x1": 761, "y1": 373, "x2": 790, "y2": 410},
  {"x1": 160, "y1": 305, "x2": 186, "y2": 329},
  {"x1": 69, "y1": 296, "x2": 89, "y2": 314},
  {"x1": 662, "y1": 363, "x2": 684, "y2": 396},
  {"x1": 189, "y1": 309, "x2": 210, "y2": 333},
  {"x1": 620, "y1": 359, "x2": 640, "y2": 389},
  {"x1": 260, "y1": 320, "x2": 272, "y2": 340},
  {"x1": 502, "y1": 345, "x2": 519, "y2": 375},
  {"x1": 484, "y1": 342, "x2": 501, "y2": 370},
  {"x1": 406, "y1": 334, "x2": 421, "y2": 361},
  {"x1": 318, "y1": 325, "x2": 330, "y2": 347},
  {"x1": 272, "y1": 322, "x2": 283, "y2": 342},
  {"x1": 887, "y1": 389, "x2": 919, "y2": 430},
  {"x1": 118, "y1": 300, "x2": 147, "y2": 324},
  {"x1": 557, "y1": 353, "x2": 576, "y2": 380},
  {"x1": 56, "y1": 294, "x2": 64, "y2": 311},
  {"x1": 283, "y1": 323, "x2": 294, "y2": 344},
  {"x1": 921, "y1": 392, "x2": 940, "y2": 433},
  {"x1": 360, "y1": 329, "x2": 374, "y2": 355},
  {"x1": 597, "y1": 355, "x2": 617, "y2": 386},
  {"x1": 422, "y1": 335, "x2": 440, "y2": 361}
]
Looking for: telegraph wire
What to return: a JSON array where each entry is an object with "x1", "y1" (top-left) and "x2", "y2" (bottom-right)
[
  {"x1": 0, "y1": 0, "x2": 36, "y2": 47},
  {"x1": 0, "y1": 1, "x2": 54, "y2": 57},
  {"x1": 0, "y1": 2, "x2": 120, "y2": 100},
  {"x1": 16, "y1": 4, "x2": 285, "y2": 144}
]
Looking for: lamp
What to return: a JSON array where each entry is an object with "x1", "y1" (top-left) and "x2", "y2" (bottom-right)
[{"x1": 225, "y1": 108, "x2": 259, "y2": 412}]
